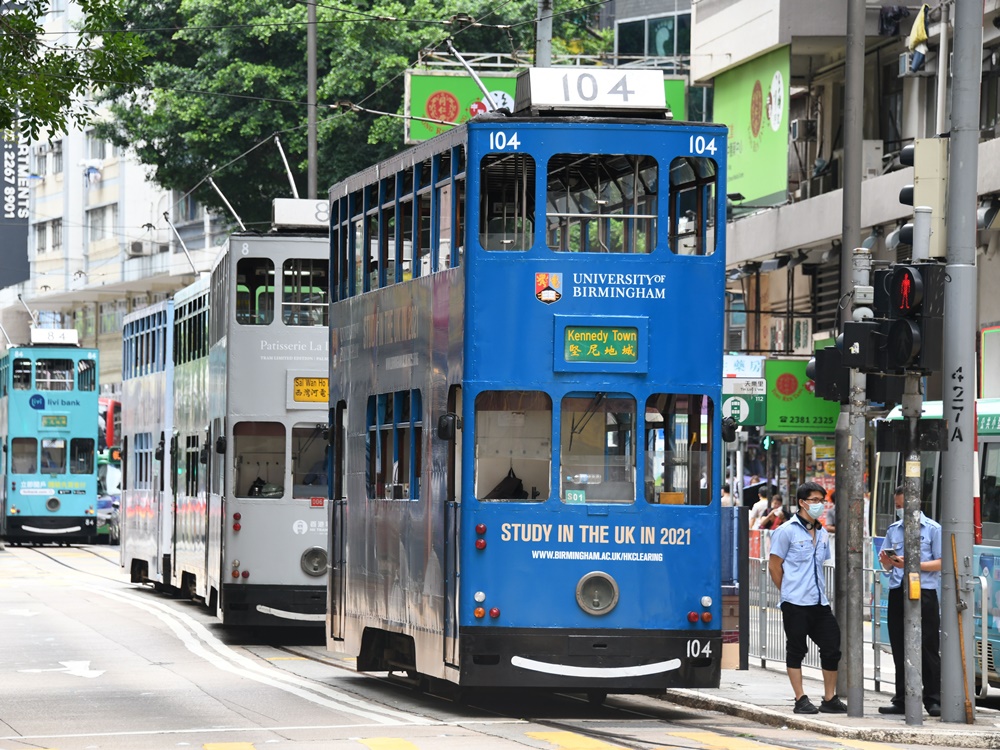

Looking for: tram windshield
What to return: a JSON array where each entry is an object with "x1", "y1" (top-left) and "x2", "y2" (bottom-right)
[{"x1": 561, "y1": 393, "x2": 635, "y2": 503}]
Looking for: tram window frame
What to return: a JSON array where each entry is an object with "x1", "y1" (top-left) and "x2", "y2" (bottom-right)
[
  {"x1": 184, "y1": 434, "x2": 200, "y2": 496},
  {"x1": 292, "y1": 422, "x2": 329, "y2": 498},
  {"x1": 474, "y1": 390, "x2": 551, "y2": 503},
  {"x1": 77, "y1": 359, "x2": 97, "y2": 391},
  {"x1": 546, "y1": 154, "x2": 656, "y2": 254},
  {"x1": 13, "y1": 358, "x2": 31, "y2": 390},
  {"x1": 479, "y1": 152, "x2": 535, "y2": 251},
  {"x1": 643, "y1": 393, "x2": 713, "y2": 506},
  {"x1": 11, "y1": 437, "x2": 37, "y2": 474},
  {"x1": 559, "y1": 393, "x2": 635, "y2": 504},
  {"x1": 70, "y1": 437, "x2": 95, "y2": 475},
  {"x1": 36, "y1": 358, "x2": 74, "y2": 391},
  {"x1": 668, "y1": 156, "x2": 718, "y2": 256},
  {"x1": 981, "y1": 442, "x2": 1000, "y2": 542},
  {"x1": 334, "y1": 401, "x2": 346, "y2": 502},
  {"x1": 135, "y1": 432, "x2": 153, "y2": 489},
  {"x1": 41, "y1": 437, "x2": 67, "y2": 474},
  {"x1": 233, "y1": 421, "x2": 286, "y2": 498},
  {"x1": 365, "y1": 390, "x2": 422, "y2": 501},
  {"x1": 236, "y1": 257, "x2": 276, "y2": 325},
  {"x1": 281, "y1": 258, "x2": 329, "y2": 326}
]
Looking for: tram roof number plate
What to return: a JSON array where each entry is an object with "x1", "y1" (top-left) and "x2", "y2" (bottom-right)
[
  {"x1": 293, "y1": 377, "x2": 328, "y2": 403},
  {"x1": 722, "y1": 378, "x2": 766, "y2": 427},
  {"x1": 515, "y1": 68, "x2": 666, "y2": 112}
]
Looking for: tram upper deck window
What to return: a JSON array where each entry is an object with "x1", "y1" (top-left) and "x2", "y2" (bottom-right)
[
  {"x1": 233, "y1": 421, "x2": 286, "y2": 498},
  {"x1": 479, "y1": 153, "x2": 535, "y2": 251},
  {"x1": 77, "y1": 358, "x2": 97, "y2": 391},
  {"x1": 644, "y1": 393, "x2": 713, "y2": 505},
  {"x1": 236, "y1": 257, "x2": 275, "y2": 325},
  {"x1": 282, "y1": 259, "x2": 329, "y2": 326},
  {"x1": 11, "y1": 437, "x2": 37, "y2": 474},
  {"x1": 668, "y1": 156, "x2": 717, "y2": 255},
  {"x1": 474, "y1": 390, "x2": 550, "y2": 502},
  {"x1": 546, "y1": 155, "x2": 656, "y2": 253},
  {"x1": 560, "y1": 393, "x2": 635, "y2": 504},
  {"x1": 36, "y1": 359, "x2": 73, "y2": 390},
  {"x1": 12, "y1": 358, "x2": 31, "y2": 390}
]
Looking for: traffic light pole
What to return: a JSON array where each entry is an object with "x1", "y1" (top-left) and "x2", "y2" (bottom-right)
[
  {"x1": 901, "y1": 375, "x2": 925, "y2": 726},
  {"x1": 940, "y1": 0, "x2": 980, "y2": 724}
]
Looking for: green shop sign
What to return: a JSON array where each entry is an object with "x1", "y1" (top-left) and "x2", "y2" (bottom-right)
[{"x1": 764, "y1": 358, "x2": 839, "y2": 435}]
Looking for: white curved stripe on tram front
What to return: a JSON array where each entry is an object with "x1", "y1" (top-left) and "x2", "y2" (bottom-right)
[{"x1": 511, "y1": 655, "x2": 682, "y2": 678}]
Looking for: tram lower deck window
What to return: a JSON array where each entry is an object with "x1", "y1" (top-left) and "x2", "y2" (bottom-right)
[
  {"x1": 560, "y1": 393, "x2": 635, "y2": 504},
  {"x1": 644, "y1": 393, "x2": 713, "y2": 505},
  {"x1": 474, "y1": 390, "x2": 550, "y2": 502}
]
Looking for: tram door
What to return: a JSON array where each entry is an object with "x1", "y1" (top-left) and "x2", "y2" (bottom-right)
[
  {"x1": 330, "y1": 401, "x2": 346, "y2": 642},
  {"x1": 443, "y1": 385, "x2": 462, "y2": 668}
]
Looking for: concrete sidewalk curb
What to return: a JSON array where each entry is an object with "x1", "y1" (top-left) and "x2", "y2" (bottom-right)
[{"x1": 661, "y1": 689, "x2": 1000, "y2": 748}]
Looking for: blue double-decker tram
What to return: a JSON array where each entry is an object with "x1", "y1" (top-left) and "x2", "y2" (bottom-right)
[
  {"x1": 327, "y1": 68, "x2": 727, "y2": 698},
  {"x1": 1, "y1": 328, "x2": 100, "y2": 545}
]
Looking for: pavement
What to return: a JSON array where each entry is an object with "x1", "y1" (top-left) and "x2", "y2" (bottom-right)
[{"x1": 662, "y1": 661, "x2": 1000, "y2": 748}]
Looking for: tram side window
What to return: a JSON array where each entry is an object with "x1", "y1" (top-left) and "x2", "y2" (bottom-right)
[
  {"x1": 560, "y1": 393, "x2": 635, "y2": 504},
  {"x1": 70, "y1": 438, "x2": 95, "y2": 474},
  {"x1": 981, "y1": 444, "x2": 1000, "y2": 542},
  {"x1": 546, "y1": 154, "x2": 656, "y2": 254},
  {"x1": 293, "y1": 422, "x2": 328, "y2": 498},
  {"x1": 236, "y1": 257, "x2": 275, "y2": 325},
  {"x1": 41, "y1": 438, "x2": 66, "y2": 474},
  {"x1": 366, "y1": 390, "x2": 422, "y2": 501},
  {"x1": 282, "y1": 258, "x2": 329, "y2": 326},
  {"x1": 12, "y1": 358, "x2": 31, "y2": 390},
  {"x1": 135, "y1": 432, "x2": 153, "y2": 489},
  {"x1": 11, "y1": 437, "x2": 37, "y2": 474},
  {"x1": 473, "y1": 391, "x2": 550, "y2": 502},
  {"x1": 234, "y1": 421, "x2": 286, "y2": 498},
  {"x1": 668, "y1": 156, "x2": 717, "y2": 256},
  {"x1": 36, "y1": 359, "x2": 74, "y2": 390},
  {"x1": 479, "y1": 153, "x2": 534, "y2": 251},
  {"x1": 644, "y1": 393, "x2": 713, "y2": 505}
]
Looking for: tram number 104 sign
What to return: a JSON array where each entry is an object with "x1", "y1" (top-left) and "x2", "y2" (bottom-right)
[{"x1": 519, "y1": 68, "x2": 667, "y2": 110}]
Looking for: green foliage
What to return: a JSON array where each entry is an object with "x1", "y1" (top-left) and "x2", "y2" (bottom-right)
[
  {"x1": 98, "y1": 0, "x2": 610, "y2": 226},
  {"x1": 0, "y1": 0, "x2": 147, "y2": 139}
]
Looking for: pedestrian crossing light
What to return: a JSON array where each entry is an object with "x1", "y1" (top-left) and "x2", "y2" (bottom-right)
[
  {"x1": 885, "y1": 262, "x2": 944, "y2": 371},
  {"x1": 761, "y1": 435, "x2": 774, "y2": 451}
]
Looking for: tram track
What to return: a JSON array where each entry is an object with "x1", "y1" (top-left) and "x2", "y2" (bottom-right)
[{"x1": 8, "y1": 545, "x2": 860, "y2": 750}]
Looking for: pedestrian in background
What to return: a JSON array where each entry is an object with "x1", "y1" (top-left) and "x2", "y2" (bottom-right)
[
  {"x1": 748, "y1": 487, "x2": 770, "y2": 528},
  {"x1": 877, "y1": 485, "x2": 942, "y2": 717},
  {"x1": 767, "y1": 481, "x2": 847, "y2": 715}
]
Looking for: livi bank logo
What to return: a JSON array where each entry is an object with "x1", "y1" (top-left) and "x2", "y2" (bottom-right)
[{"x1": 29, "y1": 394, "x2": 45, "y2": 410}]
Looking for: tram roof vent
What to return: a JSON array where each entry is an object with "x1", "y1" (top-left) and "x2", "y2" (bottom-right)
[{"x1": 514, "y1": 67, "x2": 669, "y2": 118}]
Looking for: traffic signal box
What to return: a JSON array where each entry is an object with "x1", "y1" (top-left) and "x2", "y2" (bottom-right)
[{"x1": 898, "y1": 139, "x2": 948, "y2": 258}]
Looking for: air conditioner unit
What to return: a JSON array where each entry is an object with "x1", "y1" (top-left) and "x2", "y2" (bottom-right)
[
  {"x1": 790, "y1": 118, "x2": 817, "y2": 143},
  {"x1": 899, "y1": 52, "x2": 912, "y2": 78},
  {"x1": 127, "y1": 240, "x2": 151, "y2": 257}
]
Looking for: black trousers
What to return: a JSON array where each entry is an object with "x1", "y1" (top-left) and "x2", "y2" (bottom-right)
[
  {"x1": 886, "y1": 586, "x2": 941, "y2": 706},
  {"x1": 781, "y1": 602, "x2": 842, "y2": 671}
]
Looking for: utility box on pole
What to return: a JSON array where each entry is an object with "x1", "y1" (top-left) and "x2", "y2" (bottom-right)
[{"x1": 900, "y1": 139, "x2": 949, "y2": 259}]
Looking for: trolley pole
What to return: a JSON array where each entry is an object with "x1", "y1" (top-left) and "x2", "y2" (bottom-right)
[
  {"x1": 901, "y1": 375, "x2": 924, "y2": 727},
  {"x1": 940, "y1": 0, "x2": 980, "y2": 724}
]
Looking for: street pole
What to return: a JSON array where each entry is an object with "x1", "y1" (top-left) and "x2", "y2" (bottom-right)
[
  {"x1": 535, "y1": 0, "x2": 552, "y2": 67},
  {"x1": 901, "y1": 375, "x2": 924, "y2": 727},
  {"x1": 940, "y1": 0, "x2": 980, "y2": 724},
  {"x1": 835, "y1": 0, "x2": 865, "y2": 715},
  {"x1": 307, "y1": 0, "x2": 317, "y2": 200}
]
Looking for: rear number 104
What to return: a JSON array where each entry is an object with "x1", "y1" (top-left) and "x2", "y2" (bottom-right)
[
  {"x1": 689, "y1": 135, "x2": 718, "y2": 156},
  {"x1": 489, "y1": 132, "x2": 521, "y2": 151}
]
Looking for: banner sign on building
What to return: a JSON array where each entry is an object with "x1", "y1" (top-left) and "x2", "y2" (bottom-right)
[
  {"x1": 713, "y1": 46, "x2": 790, "y2": 207},
  {"x1": 1, "y1": 128, "x2": 32, "y2": 288},
  {"x1": 764, "y1": 358, "x2": 839, "y2": 435},
  {"x1": 404, "y1": 71, "x2": 688, "y2": 144}
]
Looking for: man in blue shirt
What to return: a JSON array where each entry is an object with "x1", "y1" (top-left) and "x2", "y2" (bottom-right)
[
  {"x1": 768, "y1": 481, "x2": 847, "y2": 715},
  {"x1": 877, "y1": 486, "x2": 942, "y2": 717}
]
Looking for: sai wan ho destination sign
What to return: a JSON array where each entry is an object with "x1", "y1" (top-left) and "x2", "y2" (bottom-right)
[{"x1": 722, "y1": 378, "x2": 766, "y2": 426}]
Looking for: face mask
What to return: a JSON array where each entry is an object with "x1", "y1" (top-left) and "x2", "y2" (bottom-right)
[
  {"x1": 896, "y1": 507, "x2": 904, "y2": 521},
  {"x1": 806, "y1": 502, "x2": 824, "y2": 520}
]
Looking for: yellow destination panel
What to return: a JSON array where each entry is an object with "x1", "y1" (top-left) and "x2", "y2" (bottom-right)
[
  {"x1": 293, "y1": 377, "x2": 329, "y2": 403},
  {"x1": 564, "y1": 325, "x2": 639, "y2": 364}
]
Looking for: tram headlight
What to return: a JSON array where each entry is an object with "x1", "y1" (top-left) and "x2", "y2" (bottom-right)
[
  {"x1": 45, "y1": 497, "x2": 61, "y2": 512},
  {"x1": 701, "y1": 596, "x2": 713, "y2": 608},
  {"x1": 301, "y1": 546, "x2": 328, "y2": 576},
  {"x1": 574, "y1": 571, "x2": 619, "y2": 616}
]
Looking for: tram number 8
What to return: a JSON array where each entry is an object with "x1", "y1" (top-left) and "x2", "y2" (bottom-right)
[{"x1": 686, "y1": 639, "x2": 712, "y2": 658}]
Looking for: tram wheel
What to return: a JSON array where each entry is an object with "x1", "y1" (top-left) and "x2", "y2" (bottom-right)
[{"x1": 587, "y1": 691, "x2": 607, "y2": 707}]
